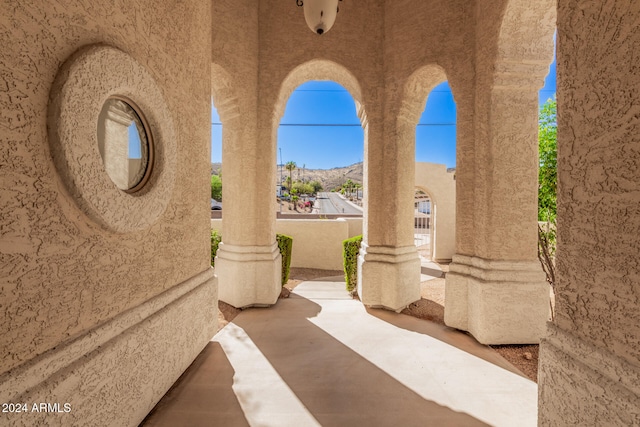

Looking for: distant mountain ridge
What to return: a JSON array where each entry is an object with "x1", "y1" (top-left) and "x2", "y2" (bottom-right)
[
  {"x1": 295, "y1": 162, "x2": 363, "y2": 191},
  {"x1": 211, "y1": 162, "x2": 363, "y2": 191},
  {"x1": 212, "y1": 161, "x2": 456, "y2": 191}
]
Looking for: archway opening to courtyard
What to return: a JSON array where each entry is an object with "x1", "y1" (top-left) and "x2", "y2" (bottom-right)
[
  {"x1": 414, "y1": 80, "x2": 457, "y2": 265},
  {"x1": 276, "y1": 80, "x2": 364, "y2": 218},
  {"x1": 273, "y1": 63, "x2": 367, "y2": 273}
]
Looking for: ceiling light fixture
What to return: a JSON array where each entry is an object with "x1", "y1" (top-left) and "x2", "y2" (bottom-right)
[{"x1": 296, "y1": 0, "x2": 343, "y2": 35}]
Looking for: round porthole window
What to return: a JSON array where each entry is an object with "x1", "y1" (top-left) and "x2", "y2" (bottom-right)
[
  {"x1": 49, "y1": 45, "x2": 176, "y2": 232},
  {"x1": 97, "y1": 97, "x2": 153, "y2": 193}
]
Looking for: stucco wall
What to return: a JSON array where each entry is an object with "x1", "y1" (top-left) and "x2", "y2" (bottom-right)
[
  {"x1": 539, "y1": 0, "x2": 640, "y2": 424},
  {"x1": 0, "y1": 1, "x2": 214, "y2": 425},
  {"x1": 415, "y1": 162, "x2": 456, "y2": 261},
  {"x1": 276, "y1": 219, "x2": 350, "y2": 271},
  {"x1": 212, "y1": 218, "x2": 362, "y2": 271}
]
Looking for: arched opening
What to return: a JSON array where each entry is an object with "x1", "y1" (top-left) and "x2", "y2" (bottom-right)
[
  {"x1": 210, "y1": 63, "x2": 241, "y2": 223},
  {"x1": 210, "y1": 102, "x2": 222, "y2": 211},
  {"x1": 272, "y1": 61, "x2": 367, "y2": 273},
  {"x1": 414, "y1": 80, "x2": 457, "y2": 265},
  {"x1": 413, "y1": 188, "x2": 433, "y2": 258},
  {"x1": 276, "y1": 80, "x2": 364, "y2": 218},
  {"x1": 537, "y1": 32, "x2": 557, "y2": 319}
]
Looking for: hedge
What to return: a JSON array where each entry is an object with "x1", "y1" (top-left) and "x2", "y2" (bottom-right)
[
  {"x1": 343, "y1": 234, "x2": 363, "y2": 293},
  {"x1": 210, "y1": 230, "x2": 222, "y2": 267},
  {"x1": 210, "y1": 231, "x2": 292, "y2": 287},
  {"x1": 276, "y1": 233, "x2": 293, "y2": 286}
]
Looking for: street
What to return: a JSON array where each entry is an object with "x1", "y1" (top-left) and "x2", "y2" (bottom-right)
[{"x1": 315, "y1": 192, "x2": 363, "y2": 214}]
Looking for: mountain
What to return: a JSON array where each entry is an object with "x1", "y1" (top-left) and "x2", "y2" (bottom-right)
[
  {"x1": 278, "y1": 162, "x2": 363, "y2": 191},
  {"x1": 212, "y1": 162, "x2": 363, "y2": 192},
  {"x1": 211, "y1": 162, "x2": 222, "y2": 175}
]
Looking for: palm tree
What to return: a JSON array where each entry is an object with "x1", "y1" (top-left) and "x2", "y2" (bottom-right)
[
  {"x1": 344, "y1": 179, "x2": 354, "y2": 199},
  {"x1": 285, "y1": 161, "x2": 296, "y2": 191}
]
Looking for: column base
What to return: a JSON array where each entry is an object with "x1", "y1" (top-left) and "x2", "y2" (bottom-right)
[
  {"x1": 215, "y1": 242, "x2": 282, "y2": 308},
  {"x1": 357, "y1": 244, "x2": 421, "y2": 312},
  {"x1": 444, "y1": 254, "x2": 548, "y2": 344}
]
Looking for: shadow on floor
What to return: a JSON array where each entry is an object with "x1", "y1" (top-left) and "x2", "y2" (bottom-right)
[
  {"x1": 402, "y1": 298, "x2": 445, "y2": 324},
  {"x1": 421, "y1": 266, "x2": 444, "y2": 278},
  {"x1": 228, "y1": 296, "x2": 489, "y2": 426},
  {"x1": 141, "y1": 342, "x2": 249, "y2": 427},
  {"x1": 366, "y1": 307, "x2": 527, "y2": 379}
]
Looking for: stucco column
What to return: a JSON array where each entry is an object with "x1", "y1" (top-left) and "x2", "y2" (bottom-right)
[
  {"x1": 445, "y1": 62, "x2": 549, "y2": 344},
  {"x1": 215, "y1": 110, "x2": 281, "y2": 308},
  {"x1": 358, "y1": 112, "x2": 421, "y2": 311},
  {"x1": 539, "y1": 2, "x2": 640, "y2": 423}
]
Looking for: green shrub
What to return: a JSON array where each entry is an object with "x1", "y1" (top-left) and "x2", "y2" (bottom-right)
[
  {"x1": 276, "y1": 233, "x2": 293, "y2": 286},
  {"x1": 210, "y1": 230, "x2": 222, "y2": 267},
  {"x1": 343, "y1": 235, "x2": 363, "y2": 293}
]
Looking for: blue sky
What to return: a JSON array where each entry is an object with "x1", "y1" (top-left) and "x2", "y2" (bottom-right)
[
  {"x1": 128, "y1": 123, "x2": 142, "y2": 159},
  {"x1": 211, "y1": 57, "x2": 556, "y2": 170}
]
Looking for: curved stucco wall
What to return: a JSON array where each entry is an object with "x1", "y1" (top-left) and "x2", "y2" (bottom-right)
[{"x1": 0, "y1": 1, "x2": 215, "y2": 424}]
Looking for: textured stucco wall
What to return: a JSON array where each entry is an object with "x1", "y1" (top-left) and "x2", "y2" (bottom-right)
[
  {"x1": 212, "y1": 218, "x2": 363, "y2": 271},
  {"x1": 0, "y1": 0, "x2": 214, "y2": 424},
  {"x1": 276, "y1": 219, "x2": 350, "y2": 270},
  {"x1": 441, "y1": 0, "x2": 555, "y2": 344},
  {"x1": 472, "y1": 0, "x2": 555, "y2": 262},
  {"x1": 539, "y1": 1, "x2": 640, "y2": 424}
]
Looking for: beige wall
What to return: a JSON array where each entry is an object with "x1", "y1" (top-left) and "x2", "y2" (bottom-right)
[
  {"x1": 415, "y1": 162, "x2": 456, "y2": 261},
  {"x1": 0, "y1": 1, "x2": 215, "y2": 425},
  {"x1": 212, "y1": 218, "x2": 362, "y2": 271},
  {"x1": 539, "y1": 1, "x2": 640, "y2": 424}
]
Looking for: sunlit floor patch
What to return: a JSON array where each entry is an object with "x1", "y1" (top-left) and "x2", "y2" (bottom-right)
[
  {"x1": 296, "y1": 281, "x2": 538, "y2": 427},
  {"x1": 215, "y1": 323, "x2": 322, "y2": 427}
]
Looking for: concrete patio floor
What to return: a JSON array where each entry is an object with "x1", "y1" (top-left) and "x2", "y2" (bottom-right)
[{"x1": 142, "y1": 278, "x2": 538, "y2": 427}]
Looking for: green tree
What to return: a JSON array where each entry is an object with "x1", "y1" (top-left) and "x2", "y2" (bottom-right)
[
  {"x1": 309, "y1": 180, "x2": 323, "y2": 194},
  {"x1": 354, "y1": 183, "x2": 362, "y2": 200},
  {"x1": 537, "y1": 98, "x2": 557, "y2": 320},
  {"x1": 285, "y1": 161, "x2": 297, "y2": 191},
  {"x1": 211, "y1": 174, "x2": 222, "y2": 201},
  {"x1": 538, "y1": 98, "x2": 557, "y2": 222},
  {"x1": 343, "y1": 179, "x2": 355, "y2": 199}
]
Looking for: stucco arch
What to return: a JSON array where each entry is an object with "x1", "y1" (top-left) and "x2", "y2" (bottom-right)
[
  {"x1": 497, "y1": 0, "x2": 556, "y2": 63},
  {"x1": 274, "y1": 59, "x2": 367, "y2": 129},
  {"x1": 495, "y1": 0, "x2": 556, "y2": 88},
  {"x1": 398, "y1": 65, "x2": 457, "y2": 263},
  {"x1": 211, "y1": 62, "x2": 241, "y2": 124},
  {"x1": 399, "y1": 64, "x2": 451, "y2": 126}
]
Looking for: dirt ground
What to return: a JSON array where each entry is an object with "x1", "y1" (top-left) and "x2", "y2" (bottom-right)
[{"x1": 217, "y1": 267, "x2": 539, "y2": 382}]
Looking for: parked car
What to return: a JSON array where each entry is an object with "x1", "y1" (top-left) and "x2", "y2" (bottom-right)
[{"x1": 211, "y1": 199, "x2": 222, "y2": 210}]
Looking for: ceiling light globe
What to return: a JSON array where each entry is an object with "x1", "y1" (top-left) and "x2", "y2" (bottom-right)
[{"x1": 302, "y1": 0, "x2": 339, "y2": 35}]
